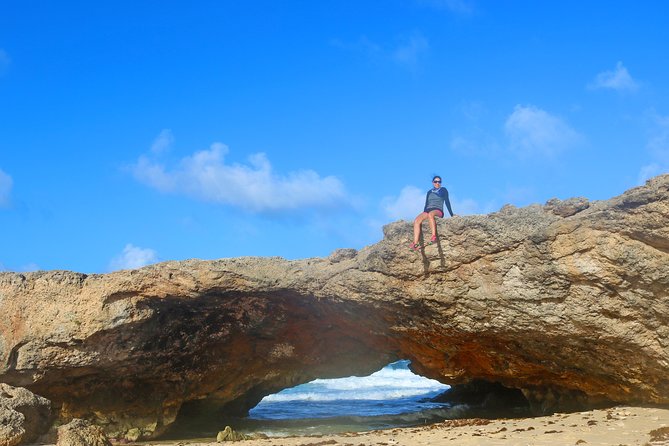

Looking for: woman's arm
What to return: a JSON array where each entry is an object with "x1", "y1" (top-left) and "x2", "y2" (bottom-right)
[{"x1": 440, "y1": 188, "x2": 454, "y2": 217}]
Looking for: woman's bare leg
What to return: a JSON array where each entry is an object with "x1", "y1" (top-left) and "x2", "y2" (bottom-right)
[
  {"x1": 427, "y1": 210, "x2": 440, "y2": 240},
  {"x1": 412, "y1": 212, "x2": 429, "y2": 245}
]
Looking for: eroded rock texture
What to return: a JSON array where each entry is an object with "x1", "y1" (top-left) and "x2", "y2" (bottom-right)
[
  {"x1": 56, "y1": 419, "x2": 111, "y2": 446},
  {"x1": 0, "y1": 175, "x2": 668, "y2": 439},
  {"x1": 0, "y1": 384, "x2": 51, "y2": 446}
]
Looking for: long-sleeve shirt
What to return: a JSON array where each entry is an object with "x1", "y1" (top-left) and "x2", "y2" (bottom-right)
[{"x1": 423, "y1": 187, "x2": 454, "y2": 217}]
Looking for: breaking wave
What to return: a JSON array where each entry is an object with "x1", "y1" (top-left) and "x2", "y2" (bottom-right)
[{"x1": 249, "y1": 360, "x2": 451, "y2": 422}]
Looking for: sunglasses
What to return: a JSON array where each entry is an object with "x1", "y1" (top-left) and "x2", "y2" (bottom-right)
[{"x1": 433, "y1": 180, "x2": 441, "y2": 183}]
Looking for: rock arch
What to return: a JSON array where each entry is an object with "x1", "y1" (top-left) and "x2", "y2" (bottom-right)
[{"x1": 0, "y1": 174, "x2": 668, "y2": 439}]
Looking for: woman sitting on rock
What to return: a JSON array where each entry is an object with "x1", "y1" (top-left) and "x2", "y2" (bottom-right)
[{"x1": 410, "y1": 175, "x2": 454, "y2": 251}]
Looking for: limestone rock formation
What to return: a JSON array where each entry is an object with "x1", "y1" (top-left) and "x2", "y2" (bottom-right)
[
  {"x1": 0, "y1": 384, "x2": 51, "y2": 446},
  {"x1": 216, "y1": 426, "x2": 249, "y2": 442},
  {"x1": 56, "y1": 419, "x2": 111, "y2": 446},
  {"x1": 0, "y1": 408, "x2": 23, "y2": 446},
  {"x1": 0, "y1": 174, "x2": 668, "y2": 439}
]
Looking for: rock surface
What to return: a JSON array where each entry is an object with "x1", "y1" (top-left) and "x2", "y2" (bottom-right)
[
  {"x1": 0, "y1": 384, "x2": 51, "y2": 446},
  {"x1": 0, "y1": 174, "x2": 668, "y2": 439},
  {"x1": 0, "y1": 408, "x2": 23, "y2": 446},
  {"x1": 56, "y1": 419, "x2": 111, "y2": 446},
  {"x1": 216, "y1": 426, "x2": 249, "y2": 442}
]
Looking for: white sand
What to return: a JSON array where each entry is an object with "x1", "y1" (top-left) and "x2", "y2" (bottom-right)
[{"x1": 144, "y1": 406, "x2": 669, "y2": 446}]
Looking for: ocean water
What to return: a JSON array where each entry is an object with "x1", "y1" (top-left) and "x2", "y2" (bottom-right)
[
  {"x1": 241, "y1": 360, "x2": 461, "y2": 436},
  {"x1": 163, "y1": 360, "x2": 473, "y2": 439}
]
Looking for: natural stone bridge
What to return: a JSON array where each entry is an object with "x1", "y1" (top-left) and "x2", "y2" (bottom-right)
[{"x1": 1, "y1": 175, "x2": 668, "y2": 440}]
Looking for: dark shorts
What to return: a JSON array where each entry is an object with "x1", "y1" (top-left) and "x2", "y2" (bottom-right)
[{"x1": 425, "y1": 209, "x2": 444, "y2": 218}]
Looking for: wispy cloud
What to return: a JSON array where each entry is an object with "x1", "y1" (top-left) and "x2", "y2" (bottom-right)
[
  {"x1": 109, "y1": 244, "x2": 158, "y2": 271},
  {"x1": 131, "y1": 131, "x2": 352, "y2": 214},
  {"x1": 449, "y1": 102, "x2": 502, "y2": 157},
  {"x1": 450, "y1": 132, "x2": 501, "y2": 157},
  {"x1": 0, "y1": 49, "x2": 10, "y2": 74},
  {"x1": 504, "y1": 105, "x2": 582, "y2": 158},
  {"x1": 638, "y1": 113, "x2": 669, "y2": 184},
  {"x1": 588, "y1": 61, "x2": 639, "y2": 92},
  {"x1": 0, "y1": 168, "x2": 13, "y2": 208},
  {"x1": 330, "y1": 36, "x2": 382, "y2": 59},
  {"x1": 19, "y1": 263, "x2": 39, "y2": 272},
  {"x1": 382, "y1": 185, "x2": 424, "y2": 221},
  {"x1": 646, "y1": 114, "x2": 669, "y2": 161},
  {"x1": 452, "y1": 104, "x2": 581, "y2": 160},
  {"x1": 452, "y1": 197, "x2": 489, "y2": 215},
  {"x1": 392, "y1": 33, "x2": 429, "y2": 69},
  {"x1": 0, "y1": 262, "x2": 40, "y2": 273},
  {"x1": 638, "y1": 164, "x2": 663, "y2": 184},
  {"x1": 150, "y1": 129, "x2": 174, "y2": 154},
  {"x1": 417, "y1": 0, "x2": 475, "y2": 14},
  {"x1": 332, "y1": 32, "x2": 429, "y2": 70}
]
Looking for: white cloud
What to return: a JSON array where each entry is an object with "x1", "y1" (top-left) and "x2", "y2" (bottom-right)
[
  {"x1": 0, "y1": 168, "x2": 13, "y2": 208},
  {"x1": 504, "y1": 105, "x2": 581, "y2": 158},
  {"x1": 451, "y1": 103, "x2": 579, "y2": 160},
  {"x1": 639, "y1": 114, "x2": 669, "y2": 184},
  {"x1": 132, "y1": 134, "x2": 351, "y2": 214},
  {"x1": 382, "y1": 186, "x2": 425, "y2": 221},
  {"x1": 0, "y1": 49, "x2": 10, "y2": 73},
  {"x1": 109, "y1": 244, "x2": 158, "y2": 271},
  {"x1": 150, "y1": 129, "x2": 174, "y2": 154},
  {"x1": 589, "y1": 61, "x2": 639, "y2": 92}
]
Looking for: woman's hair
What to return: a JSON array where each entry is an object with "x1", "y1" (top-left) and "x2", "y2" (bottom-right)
[{"x1": 432, "y1": 175, "x2": 442, "y2": 182}]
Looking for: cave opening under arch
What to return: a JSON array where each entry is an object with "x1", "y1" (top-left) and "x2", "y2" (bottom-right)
[{"x1": 163, "y1": 360, "x2": 531, "y2": 439}]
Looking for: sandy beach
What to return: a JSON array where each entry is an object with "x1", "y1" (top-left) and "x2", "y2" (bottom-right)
[{"x1": 141, "y1": 406, "x2": 669, "y2": 446}]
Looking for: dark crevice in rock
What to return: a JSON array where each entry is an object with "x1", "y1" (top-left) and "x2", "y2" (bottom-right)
[
  {"x1": 521, "y1": 385, "x2": 616, "y2": 415},
  {"x1": 432, "y1": 380, "x2": 532, "y2": 415},
  {"x1": 7, "y1": 340, "x2": 28, "y2": 372},
  {"x1": 623, "y1": 231, "x2": 669, "y2": 254},
  {"x1": 102, "y1": 291, "x2": 141, "y2": 307}
]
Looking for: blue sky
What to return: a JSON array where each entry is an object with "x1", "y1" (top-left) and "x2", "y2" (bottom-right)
[{"x1": 1, "y1": 1, "x2": 668, "y2": 273}]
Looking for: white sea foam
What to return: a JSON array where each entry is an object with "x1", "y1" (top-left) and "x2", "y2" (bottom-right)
[
  {"x1": 255, "y1": 360, "x2": 449, "y2": 404},
  {"x1": 260, "y1": 388, "x2": 441, "y2": 402}
]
